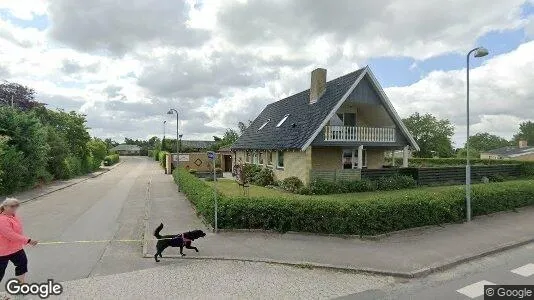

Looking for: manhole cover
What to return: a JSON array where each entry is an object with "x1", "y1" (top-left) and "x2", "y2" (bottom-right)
[{"x1": 194, "y1": 158, "x2": 202, "y2": 166}]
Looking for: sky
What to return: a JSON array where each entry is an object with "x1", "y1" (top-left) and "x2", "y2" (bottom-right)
[{"x1": 0, "y1": 0, "x2": 533, "y2": 147}]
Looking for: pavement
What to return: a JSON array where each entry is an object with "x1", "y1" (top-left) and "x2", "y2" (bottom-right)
[{"x1": 144, "y1": 166, "x2": 534, "y2": 277}]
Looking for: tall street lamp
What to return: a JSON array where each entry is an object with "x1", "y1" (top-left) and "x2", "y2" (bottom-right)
[
  {"x1": 466, "y1": 46, "x2": 489, "y2": 222},
  {"x1": 162, "y1": 120, "x2": 167, "y2": 151},
  {"x1": 167, "y1": 109, "x2": 180, "y2": 189}
]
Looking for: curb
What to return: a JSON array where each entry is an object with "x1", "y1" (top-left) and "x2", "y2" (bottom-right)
[
  {"x1": 19, "y1": 162, "x2": 123, "y2": 204},
  {"x1": 142, "y1": 178, "x2": 152, "y2": 258},
  {"x1": 141, "y1": 237, "x2": 533, "y2": 278}
]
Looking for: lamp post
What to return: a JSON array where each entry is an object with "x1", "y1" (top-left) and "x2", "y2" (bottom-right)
[
  {"x1": 466, "y1": 46, "x2": 489, "y2": 222},
  {"x1": 162, "y1": 120, "x2": 167, "y2": 151},
  {"x1": 167, "y1": 109, "x2": 180, "y2": 190}
]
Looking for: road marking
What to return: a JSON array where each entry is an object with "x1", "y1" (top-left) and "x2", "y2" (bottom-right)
[
  {"x1": 511, "y1": 263, "x2": 534, "y2": 277},
  {"x1": 456, "y1": 280, "x2": 495, "y2": 299}
]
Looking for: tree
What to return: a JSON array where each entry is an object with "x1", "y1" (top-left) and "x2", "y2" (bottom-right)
[
  {"x1": 87, "y1": 138, "x2": 108, "y2": 168},
  {"x1": 465, "y1": 132, "x2": 510, "y2": 152},
  {"x1": 237, "y1": 120, "x2": 252, "y2": 134},
  {"x1": 403, "y1": 112, "x2": 455, "y2": 158},
  {"x1": 212, "y1": 129, "x2": 240, "y2": 150},
  {"x1": 104, "y1": 138, "x2": 119, "y2": 150},
  {"x1": 0, "y1": 81, "x2": 43, "y2": 111},
  {"x1": 513, "y1": 121, "x2": 534, "y2": 146}
]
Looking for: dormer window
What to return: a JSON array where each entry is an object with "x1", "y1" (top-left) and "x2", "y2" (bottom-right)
[
  {"x1": 258, "y1": 119, "x2": 270, "y2": 131},
  {"x1": 276, "y1": 114, "x2": 290, "y2": 127}
]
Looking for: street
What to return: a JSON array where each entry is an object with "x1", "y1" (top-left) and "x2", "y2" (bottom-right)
[{"x1": 0, "y1": 157, "x2": 532, "y2": 299}]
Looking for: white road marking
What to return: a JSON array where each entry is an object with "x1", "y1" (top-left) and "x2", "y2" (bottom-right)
[
  {"x1": 511, "y1": 263, "x2": 534, "y2": 277},
  {"x1": 456, "y1": 280, "x2": 496, "y2": 299}
]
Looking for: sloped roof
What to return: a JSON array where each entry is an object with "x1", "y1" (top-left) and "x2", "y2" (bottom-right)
[
  {"x1": 232, "y1": 66, "x2": 419, "y2": 151},
  {"x1": 483, "y1": 146, "x2": 534, "y2": 157},
  {"x1": 111, "y1": 144, "x2": 141, "y2": 151}
]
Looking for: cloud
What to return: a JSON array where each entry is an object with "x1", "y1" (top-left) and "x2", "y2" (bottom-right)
[
  {"x1": 60, "y1": 59, "x2": 100, "y2": 75},
  {"x1": 386, "y1": 41, "x2": 534, "y2": 145},
  {"x1": 47, "y1": 0, "x2": 210, "y2": 56}
]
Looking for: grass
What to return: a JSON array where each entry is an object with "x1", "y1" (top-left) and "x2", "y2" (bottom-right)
[{"x1": 208, "y1": 179, "x2": 460, "y2": 202}]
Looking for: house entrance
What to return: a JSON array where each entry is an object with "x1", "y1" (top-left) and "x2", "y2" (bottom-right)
[{"x1": 342, "y1": 148, "x2": 367, "y2": 169}]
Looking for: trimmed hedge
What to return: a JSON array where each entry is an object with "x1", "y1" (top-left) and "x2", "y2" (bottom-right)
[
  {"x1": 174, "y1": 168, "x2": 534, "y2": 235},
  {"x1": 158, "y1": 151, "x2": 169, "y2": 169},
  {"x1": 389, "y1": 157, "x2": 534, "y2": 170},
  {"x1": 103, "y1": 154, "x2": 120, "y2": 166}
]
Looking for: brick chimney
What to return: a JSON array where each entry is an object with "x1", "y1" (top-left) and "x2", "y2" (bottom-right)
[
  {"x1": 309, "y1": 68, "x2": 327, "y2": 104},
  {"x1": 519, "y1": 140, "x2": 528, "y2": 148}
]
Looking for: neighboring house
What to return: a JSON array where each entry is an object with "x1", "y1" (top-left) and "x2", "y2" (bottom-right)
[
  {"x1": 180, "y1": 140, "x2": 216, "y2": 152},
  {"x1": 110, "y1": 144, "x2": 141, "y2": 156},
  {"x1": 231, "y1": 66, "x2": 419, "y2": 185},
  {"x1": 480, "y1": 140, "x2": 534, "y2": 161}
]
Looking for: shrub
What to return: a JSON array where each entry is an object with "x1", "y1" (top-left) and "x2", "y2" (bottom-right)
[
  {"x1": 103, "y1": 154, "x2": 120, "y2": 166},
  {"x1": 375, "y1": 175, "x2": 417, "y2": 191},
  {"x1": 281, "y1": 177, "x2": 303, "y2": 193},
  {"x1": 153, "y1": 150, "x2": 160, "y2": 161},
  {"x1": 488, "y1": 174, "x2": 505, "y2": 182},
  {"x1": 252, "y1": 168, "x2": 274, "y2": 186},
  {"x1": 175, "y1": 168, "x2": 534, "y2": 235},
  {"x1": 242, "y1": 164, "x2": 262, "y2": 183},
  {"x1": 309, "y1": 179, "x2": 339, "y2": 195},
  {"x1": 158, "y1": 151, "x2": 169, "y2": 169}
]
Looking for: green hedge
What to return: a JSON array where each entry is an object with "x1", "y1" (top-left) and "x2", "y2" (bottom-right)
[
  {"x1": 103, "y1": 154, "x2": 120, "y2": 166},
  {"x1": 158, "y1": 151, "x2": 169, "y2": 169},
  {"x1": 174, "y1": 168, "x2": 534, "y2": 235}
]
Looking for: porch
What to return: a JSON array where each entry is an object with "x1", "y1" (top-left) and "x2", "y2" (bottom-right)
[{"x1": 324, "y1": 125, "x2": 396, "y2": 142}]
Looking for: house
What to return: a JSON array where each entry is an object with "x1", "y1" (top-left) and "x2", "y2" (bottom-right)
[
  {"x1": 218, "y1": 147, "x2": 234, "y2": 172},
  {"x1": 110, "y1": 144, "x2": 141, "y2": 156},
  {"x1": 231, "y1": 66, "x2": 419, "y2": 185},
  {"x1": 480, "y1": 140, "x2": 534, "y2": 161}
]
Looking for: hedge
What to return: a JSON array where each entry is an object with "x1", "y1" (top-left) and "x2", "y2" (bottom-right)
[
  {"x1": 103, "y1": 154, "x2": 120, "y2": 166},
  {"x1": 174, "y1": 168, "x2": 534, "y2": 235},
  {"x1": 158, "y1": 151, "x2": 170, "y2": 169}
]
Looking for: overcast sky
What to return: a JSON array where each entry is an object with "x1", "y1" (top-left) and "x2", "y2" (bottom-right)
[{"x1": 0, "y1": 0, "x2": 533, "y2": 146}]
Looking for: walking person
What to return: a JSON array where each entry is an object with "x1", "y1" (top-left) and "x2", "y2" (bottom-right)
[{"x1": 0, "y1": 198, "x2": 38, "y2": 286}]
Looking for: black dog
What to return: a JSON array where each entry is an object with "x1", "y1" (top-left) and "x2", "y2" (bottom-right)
[{"x1": 153, "y1": 223, "x2": 206, "y2": 262}]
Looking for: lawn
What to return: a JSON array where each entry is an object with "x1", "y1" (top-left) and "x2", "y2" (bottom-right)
[{"x1": 209, "y1": 178, "x2": 460, "y2": 202}]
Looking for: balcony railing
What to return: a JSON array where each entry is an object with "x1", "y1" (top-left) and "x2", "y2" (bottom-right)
[{"x1": 324, "y1": 126, "x2": 396, "y2": 142}]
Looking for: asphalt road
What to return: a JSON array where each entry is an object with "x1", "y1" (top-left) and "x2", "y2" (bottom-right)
[
  {"x1": 338, "y1": 242, "x2": 534, "y2": 299},
  {"x1": 0, "y1": 157, "x2": 181, "y2": 287}
]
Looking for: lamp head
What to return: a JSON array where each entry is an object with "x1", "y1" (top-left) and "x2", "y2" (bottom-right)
[
  {"x1": 163, "y1": 120, "x2": 167, "y2": 124},
  {"x1": 179, "y1": 134, "x2": 183, "y2": 139},
  {"x1": 474, "y1": 47, "x2": 489, "y2": 58},
  {"x1": 167, "y1": 109, "x2": 173, "y2": 115}
]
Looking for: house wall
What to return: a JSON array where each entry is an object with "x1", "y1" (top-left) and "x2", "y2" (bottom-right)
[
  {"x1": 311, "y1": 147, "x2": 341, "y2": 170},
  {"x1": 512, "y1": 153, "x2": 534, "y2": 161},
  {"x1": 367, "y1": 148, "x2": 386, "y2": 169},
  {"x1": 177, "y1": 152, "x2": 218, "y2": 172}
]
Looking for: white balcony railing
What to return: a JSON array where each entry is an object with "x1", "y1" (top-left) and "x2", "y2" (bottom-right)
[{"x1": 324, "y1": 126, "x2": 396, "y2": 142}]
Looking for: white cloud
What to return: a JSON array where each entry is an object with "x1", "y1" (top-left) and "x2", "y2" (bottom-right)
[{"x1": 0, "y1": 0, "x2": 48, "y2": 20}]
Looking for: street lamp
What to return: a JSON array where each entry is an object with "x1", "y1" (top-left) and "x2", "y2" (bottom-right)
[
  {"x1": 466, "y1": 46, "x2": 488, "y2": 222},
  {"x1": 162, "y1": 120, "x2": 167, "y2": 151},
  {"x1": 167, "y1": 109, "x2": 180, "y2": 189}
]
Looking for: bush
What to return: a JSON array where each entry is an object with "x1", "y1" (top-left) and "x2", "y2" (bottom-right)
[
  {"x1": 375, "y1": 175, "x2": 417, "y2": 191},
  {"x1": 188, "y1": 169, "x2": 197, "y2": 174},
  {"x1": 242, "y1": 164, "x2": 262, "y2": 183},
  {"x1": 158, "y1": 151, "x2": 169, "y2": 169},
  {"x1": 488, "y1": 174, "x2": 505, "y2": 182},
  {"x1": 103, "y1": 154, "x2": 120, "y2": 166},
  {"x1": 252, "y1": 168, "x2": 274, "y2": 186},
  {"x1": 309, "y1": 179, "x2": 339, "y2": 195},
  {"x1": 281, "y1": 177, "x2": 303, "y2": 193},
  {"x1": 153, "y1": 150, "x2": 160, "y2": 161},
  {"x1": 175, "y1": 168, "x2": 534, "y2": 235}
]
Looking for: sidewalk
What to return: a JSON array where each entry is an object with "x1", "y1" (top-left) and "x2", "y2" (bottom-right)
[
  {"x1": 12, "y1": 162, "x2": 122, "y2": 203},
  {"x1": 144, "y1": 171, "x2": 534, "y2": 278}
]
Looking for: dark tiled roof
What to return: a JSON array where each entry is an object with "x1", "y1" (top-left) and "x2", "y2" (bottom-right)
[
  {"x1": 232, "y1": 68, "x2": 365, "y2": 150},
  {"x1": 484, "y1": 146, "x2": 534, "y2": 157},
  {"x1": 181, "y1": 140, "x2": 215, "y2": 149}
]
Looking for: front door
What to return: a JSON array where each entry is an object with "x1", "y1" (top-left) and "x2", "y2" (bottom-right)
[{"x1": 224, "y1": 155, "x2": 232, "y2": 172}]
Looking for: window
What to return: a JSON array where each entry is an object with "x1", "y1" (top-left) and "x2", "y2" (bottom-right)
[
  {"x1": 342, "y1": 148, "x2": 367, "y2": 169},
  {"x1": 259, "y1": 152, "x2": 264, "y2": 165},
  {"x1": 253, "y1": 152, "x2": 259, "y2": 164},
  {"x1": 277, "y1": 151, "x2": 284, "y2": 168},
  {"x1": 245, "y1": 152, "x2": 251, "y2": 163},
  {"x1": 276, "y1": 114, "x2": 290, "y2": 127},
  {"x1": 335, "y1": 113, "x2": 356, "y2": 126},
  {"x1": 258, "y1": 119, "x2": 270, "y2": 131},
  {"x1": 267, "y1": 152, "x2": 273, "y2": 165}
]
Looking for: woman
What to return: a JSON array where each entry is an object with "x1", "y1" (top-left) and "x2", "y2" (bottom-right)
[{"x1": 0, "y1": 198, "x2": 38, "y2": 284}]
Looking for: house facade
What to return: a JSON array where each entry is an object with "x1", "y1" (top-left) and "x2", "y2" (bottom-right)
[
  {"x1": 110, "y1": 144, "x2": 141, "y2": 156},
  {"x1": 480, "y1": 140, "x2": 534, "y2": 161},
  {"x1": 231, "y1": 66, "x2": 419, "y2": 185}
]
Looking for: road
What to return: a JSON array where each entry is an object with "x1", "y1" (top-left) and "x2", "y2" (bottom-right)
[{"x1": 338, "y1": 242, "x2": 534, "y2": 299}]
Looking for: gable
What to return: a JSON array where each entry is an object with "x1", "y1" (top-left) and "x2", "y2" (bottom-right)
[{"x1": 346, "y1": 76, "x2": 381, "y2": 105}]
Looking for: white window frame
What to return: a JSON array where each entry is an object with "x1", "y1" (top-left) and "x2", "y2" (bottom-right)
[
  {"x1": 277, "y1": 151, "x2": 284, "y2": 169},
  {"x1": 253, "y1": 152, "x2": 259, "y2": 165},
  {"x1": 267, "y1": 151, "x2": 273, "y2": 166},
  {"x1": 341, "y1": 148, "x2": 367, "y2": 169},
  {"x1": 258, "y1": 119, "x2": 270, "y2": 131},
  {"x1": 276, "y1": 114, "x2": 290, "y2": 127},
  {"x1": 259, "y1": 152, "x2": 264, "y2": 165}
]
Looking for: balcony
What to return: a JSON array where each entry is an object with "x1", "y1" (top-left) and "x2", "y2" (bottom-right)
[{"x1": 324, "y1": 126, "x2": 396, "y2": 142}]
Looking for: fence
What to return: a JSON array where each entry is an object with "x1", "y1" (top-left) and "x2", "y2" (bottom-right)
[
  {"x1": 311, "y1": 169, "x2": 362, "y2": 182},
  {"x1": 361, "y1": 164, "x2": 522, "y2": 186}
]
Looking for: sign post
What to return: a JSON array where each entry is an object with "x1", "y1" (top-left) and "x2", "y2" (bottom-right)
[{"x1": 207, "y1": 151, "x2": 217, "y2": 233}]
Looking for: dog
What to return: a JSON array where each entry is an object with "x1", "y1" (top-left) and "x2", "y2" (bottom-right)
[{"x1": 153, "y1": 223, "x2": 206, "y2": 262}]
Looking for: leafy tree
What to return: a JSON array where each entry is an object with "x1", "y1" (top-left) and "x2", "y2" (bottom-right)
[
  {"x1": 87, "y1": 138, "x2": 108, "y2": 169},
  {"x1": 237, "y1": 120, "x2": 252, "y2": 134},
  {"x1": 403, "y1": 113, "x2": 455, "y2": 158},
  {"x1": 456, "y1": 148, "x2": 480, "y2": 159},
  {"x1": 44, "y1": 126, "x2": 70, "y2": 179},
  {"x1": 212, "y1": 129, "x2": 239, "y2": 150},
  {"x1": 465, "y1": 132, "x2": 510, "y2": 152},
  {"x1": 513, "y1": 121, "x2": 534, "y2": 146},
  {"x1": 104, "y1": 138, "x2": 119, "y2": 150},
  {"x1": 0, "y1": 81, "x2": 43, "y2": 111}
]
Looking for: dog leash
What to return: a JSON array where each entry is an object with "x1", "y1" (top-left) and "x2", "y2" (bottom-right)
[{"x1": 38, "y1": 237, "x2": 177, "y2": 245}]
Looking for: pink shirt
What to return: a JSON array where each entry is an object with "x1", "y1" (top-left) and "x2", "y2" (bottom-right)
[{"x1": 0, "y1": 214, "x2": 29, "y2": 256}]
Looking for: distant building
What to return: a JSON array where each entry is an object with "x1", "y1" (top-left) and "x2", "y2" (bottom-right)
[
  {"x1": 110, "y1": 144, "x2": 141, "y2": 156},
  {"x1": 480, "y1": 140, "x2": 534, "y2": 161}
]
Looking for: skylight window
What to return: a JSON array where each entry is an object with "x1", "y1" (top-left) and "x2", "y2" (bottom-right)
[
  {"x1": 276, "y1": 114, "x2": 290, "y2": 127},
  {"x1": 258, "y1": 119, "x2": 270, "y2": 131}
]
